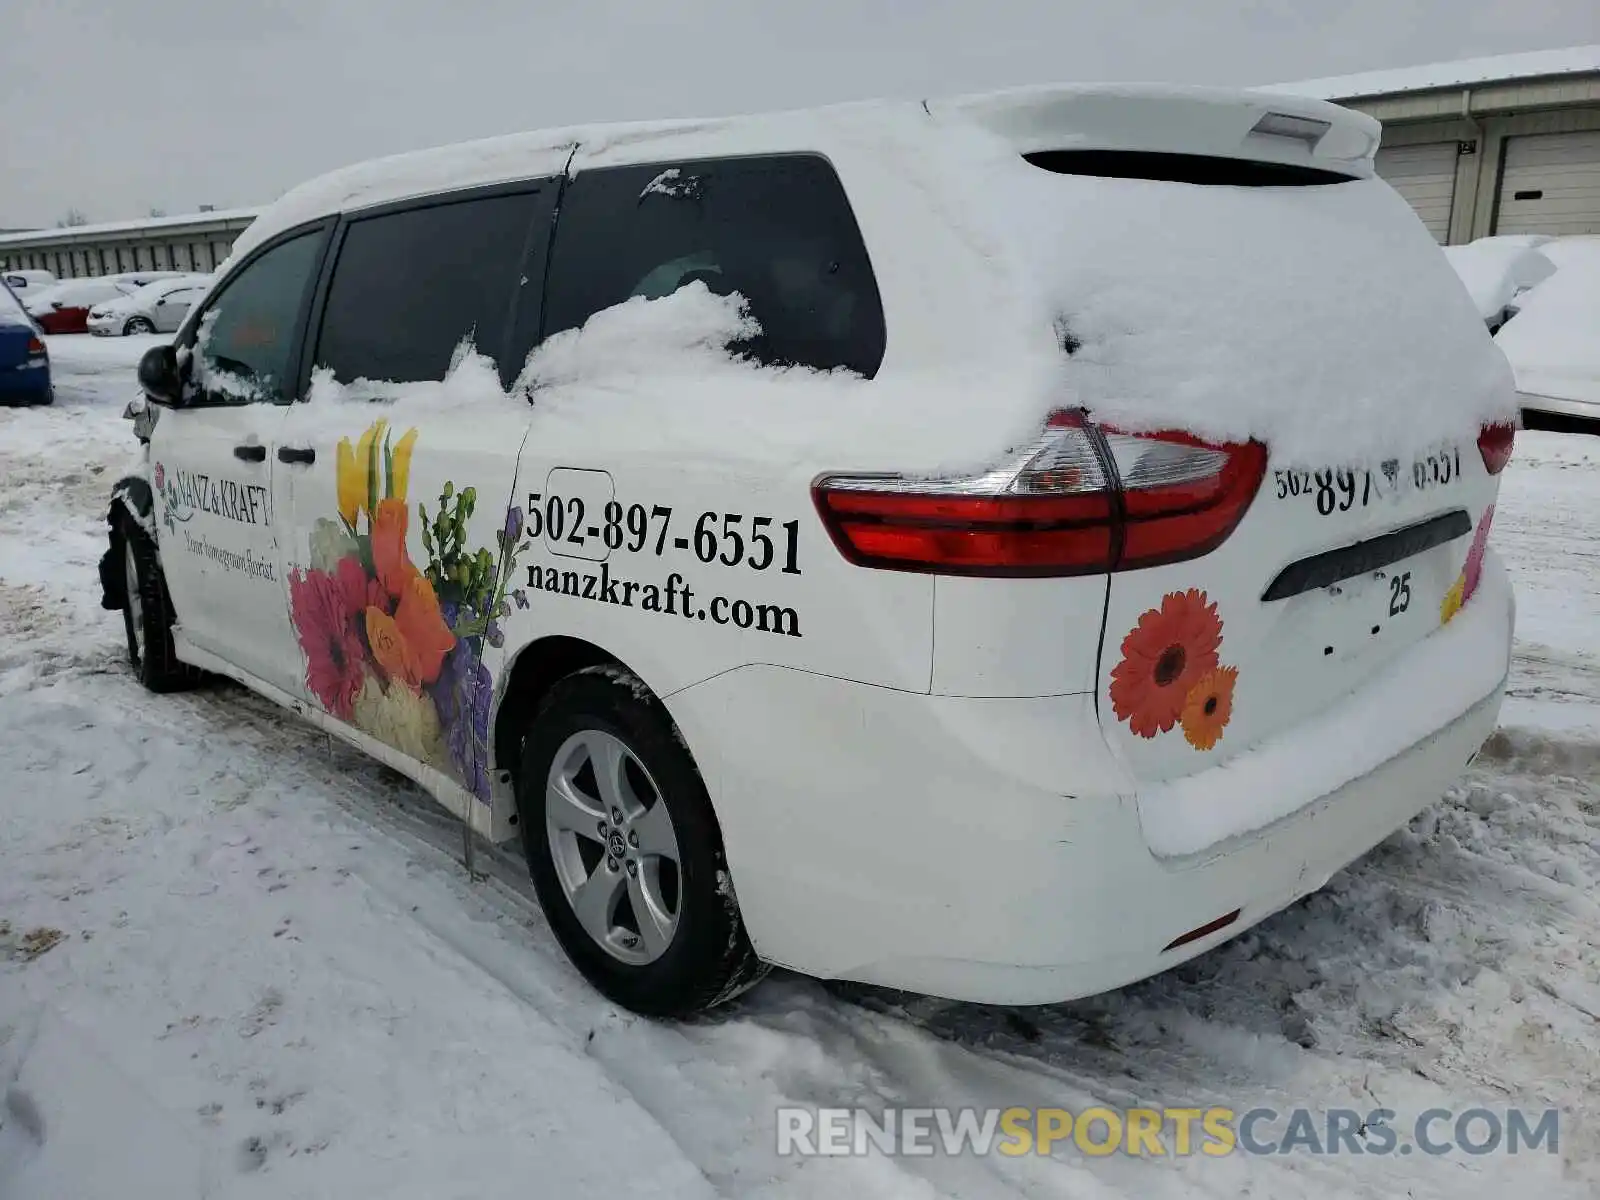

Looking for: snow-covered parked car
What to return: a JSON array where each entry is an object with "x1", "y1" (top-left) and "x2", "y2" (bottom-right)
[
  {"x1": 3, "y1": 268, "x2": 57, "y2": 294},
  {"x1": 1441, "y1": 235, "x2": 1557, "y2": 333},
  {"x1": 87, "y1": 274, "x2": 212, "y2": 337},
  {"x1": 95, "y1": 85, "x2": 1519, "y2": 1017},
  {"x1": 1492, "y1": 237, "x2": 1600, "y2": 424}
]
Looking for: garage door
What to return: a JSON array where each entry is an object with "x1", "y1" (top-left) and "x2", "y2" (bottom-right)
[
  {"x1": 1375, "y1": 142, "x2": 1459, "y2": 242},
  {"x1": 1495, "y1": 131, "x2": 1600, "y2": 237}
]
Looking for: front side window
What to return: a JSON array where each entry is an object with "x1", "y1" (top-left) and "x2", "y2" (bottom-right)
[
  {"x1": 537, "y1": 154, "x2": 886, "y2": 377},
  {"x1": 188, "y1": 229, "x2": 324, "y2": 404},
  {"x1": 313, "y1": 188, "x2": 547, "y2": 387}
]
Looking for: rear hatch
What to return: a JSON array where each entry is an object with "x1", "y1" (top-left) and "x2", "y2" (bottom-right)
[{"x1": 927, "y1": 86, "x2": 1516, "y2": 804}]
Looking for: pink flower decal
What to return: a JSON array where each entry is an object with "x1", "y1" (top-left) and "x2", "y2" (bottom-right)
[
  {"x1": 288, "y1": 566, "x2": 366, "y2": 720},
  {"x1": 334, "y1": 553, "x2": 384, "y2": 616},
  {"x1": 153, "y1": 462, "x2": 165, "y2": 491},
  {"x1": 1462, "y1": 505, "x2": 1494, "y2": 603}
]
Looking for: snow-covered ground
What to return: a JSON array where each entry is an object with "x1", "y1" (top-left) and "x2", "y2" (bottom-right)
[{"x1": 2, "y1": 336, "x2": 1597, "y2": 1198}]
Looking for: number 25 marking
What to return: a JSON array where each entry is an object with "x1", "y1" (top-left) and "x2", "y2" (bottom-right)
[{"x1": 1388, "y1": 571, "x2": 1411, "y2": 617}]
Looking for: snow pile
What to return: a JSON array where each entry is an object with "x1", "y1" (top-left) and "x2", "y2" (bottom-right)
[
  {"x1": 517, "y1": 283, "x2": 760, "y2": 392},
  {"x1": 1494, "y1": 239, "x2": 1600, "y2": 406},
  {"x1": 1441, "y1": 236, "x2": 1556, "y2": 322},
  {"x1": 306, "y1": 340, "x2": 510, "y2": 414},
  {"x1": 302, "y1": 284, "x2": 1061, "y2": 478}
]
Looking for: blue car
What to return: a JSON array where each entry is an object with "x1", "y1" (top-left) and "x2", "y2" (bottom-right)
[{"x1": 0, "y1": 279, "x2": 52, "y2": 405}]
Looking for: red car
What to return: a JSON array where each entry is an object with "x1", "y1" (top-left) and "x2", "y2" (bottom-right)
[{"x1": 24, "y1": 278, "x2": 141, "y2": 334}]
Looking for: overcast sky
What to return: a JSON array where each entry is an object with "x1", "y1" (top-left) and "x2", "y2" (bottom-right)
[{"x1": 2, "y1": 0, "x2": 1596, "y2": 227}]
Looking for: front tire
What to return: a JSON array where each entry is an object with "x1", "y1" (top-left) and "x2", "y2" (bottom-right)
[
  {"x1": 124, "y1": 317, "x2": 155, "y2": 336},
  {"x1": 119, "y1": 520, "x2": 199, "y2": 693},
  {"x1": 516, "y1": 667, "x2": 767, "y2": 1016}
]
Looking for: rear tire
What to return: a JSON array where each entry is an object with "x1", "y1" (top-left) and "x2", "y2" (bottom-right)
[
  {"x1": 516, "y1": 667, "x2": 768, "y2": 1016},
  {"x1": 119, "y1": 520, "x2": 200, "y2": 693}
]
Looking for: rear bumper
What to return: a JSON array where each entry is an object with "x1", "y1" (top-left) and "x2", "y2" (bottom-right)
[
  {"x1": 669, "y1": 556, "x2": 1512, "y2": 1005},
  {"x1": 0, "y1": 361, "x2": 51, "y2": 401},
  {"x1": 845, "y1": 681, "x2": 1504, "y2": 1004}
]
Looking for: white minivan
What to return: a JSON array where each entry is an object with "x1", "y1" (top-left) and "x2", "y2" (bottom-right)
[{"x1": 99, "y1": 85, "x2": 1518, "y2": 1016}]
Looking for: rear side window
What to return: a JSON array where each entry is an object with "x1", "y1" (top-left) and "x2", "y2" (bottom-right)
[
  {"x1": 314, "y1": 189, "x2": 549, "y2": 386},
  {"x1": 537, "y1": 154, "x2": 886, "y2": 377}
]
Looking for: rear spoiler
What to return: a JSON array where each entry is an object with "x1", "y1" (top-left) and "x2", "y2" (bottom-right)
[{"x1": 929, "y1": 83, "x2": 1380, "y2": 179}]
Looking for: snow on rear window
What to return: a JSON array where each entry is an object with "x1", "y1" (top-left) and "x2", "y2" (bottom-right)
[
  {"x1": 1036, "y1": 179, "x2": 1514, "y2": 465},
  {"x1": 924, "y1": 127, "x2": 1519, "y2": 468}
]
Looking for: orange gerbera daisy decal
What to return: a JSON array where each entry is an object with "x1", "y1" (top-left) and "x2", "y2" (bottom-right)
[
  {"x1": 1181, "y1": 666, "x2": 1238, "y2": 751},
  {"x1": 1109, "y1": 589, "x2": 1223, "y2": 738}
]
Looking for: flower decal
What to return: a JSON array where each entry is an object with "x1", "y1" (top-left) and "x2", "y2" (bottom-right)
[
  {"x1": 288, "y1": 566, "x2": 367, "y2": 720},
  {"x1": 1439, "y1": 577, "x2": 1465, "y2": 626},
  {"x1": 1181, "y1": 666, "x2": 1238, "y2": 751},
  {"x1": 1109, "y1": 589, "x2": 1224, "y2": 738},
  {"x1": 1441, "y1": 506, "x2": 1494, "y2": 627},
  {"x1": 1109, "y1": 588, "x2": 1240, "y2": 751},
  {"x1": 287, "y1": 420, "x2": 526, "y2": 805}
]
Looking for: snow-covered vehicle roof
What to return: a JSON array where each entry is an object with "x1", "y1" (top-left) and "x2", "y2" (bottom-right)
[
  {"x1": 228, "y1": 84, "x2": 1378, "y2": 265},
  {"x1": 227, "y1": 83, "x2": 1512, "y2": 468}
]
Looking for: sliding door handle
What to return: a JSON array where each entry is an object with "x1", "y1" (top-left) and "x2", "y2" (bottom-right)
[
  {"x1": 233, "y1": 444, "x2": 267, "y2": 462},
  {"x1": 277, "y1": 446, "x2": 316, "y2": 465}
]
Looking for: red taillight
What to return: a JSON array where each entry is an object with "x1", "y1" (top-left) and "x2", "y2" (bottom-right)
[
  {"x1": 812, "y1": 411, "x2": 1266, "y2": 576},
  {"x1": 1477, "y1": 422, "x2": 1514, "y2": 476},
  {"x1": 26, "y1": 336, "x2": 46, "y2": 356}
]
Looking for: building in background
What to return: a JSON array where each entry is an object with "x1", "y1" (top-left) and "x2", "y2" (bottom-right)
[
  {"x1": 0, "y1": 207, "x2": 260, "y2": 279},
  {"x1": 1279, "y1": 46, "x2": 1600, "y2": 244}
]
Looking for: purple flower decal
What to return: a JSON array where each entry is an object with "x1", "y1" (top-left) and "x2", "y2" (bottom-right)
[
  {"x1": 434, "y1": 642, "x2": 494, "y2": 803},
  {"x1": 512, "y1": 589, "x2": 529, "y2": 610},
  {"x1": 486, "y1": 619, "x2": 504, "y2": 649},
  {"x1": 503, "y1": 506, "x2": 524, "y2": 544}
]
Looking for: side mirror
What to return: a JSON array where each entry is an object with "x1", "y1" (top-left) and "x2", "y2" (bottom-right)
[
  {"x1": 156, "y1": 298, "x2": 167, "y2": 306},
  {"x1": 50, "y1": 301, "x2": 63, "y2": 310},
  {"x1": 137, "y1": 344, "x2": 184, "y2": 406}
]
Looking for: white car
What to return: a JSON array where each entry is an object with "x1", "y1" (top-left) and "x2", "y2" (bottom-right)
[
  {"x1": 97, "y1": 85, "x2": 1517, "y2": 1017},
  {"x1": 88, "y1": 275, "x2": 213, "y2": 337},
  {"x1": 2, "y1": 269, "x2": 57, "y2": 293},
  {"x1": 1492, "y1": 237, "x2": 1600, "y2": 423},
  {"x1": 1441, "y1": 235, "x2": 1556, "y2": 332}
]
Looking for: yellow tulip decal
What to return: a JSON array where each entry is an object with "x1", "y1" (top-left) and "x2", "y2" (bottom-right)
[
  {"x1": 333, "y1": 419, "x2": 417, "y2": 528},
  {"x1": 357, "y1": 419, "x2": 388, "y2": 517},
  {"x1": 1440, "y1": 576, "x2": 1465, "y2": 625},
  {"x1": 335, "y1": 437, "x2": 363, "y2": 526},
  {"x1": 390, "y1": 427, "x2": 419, "y2": 503}
]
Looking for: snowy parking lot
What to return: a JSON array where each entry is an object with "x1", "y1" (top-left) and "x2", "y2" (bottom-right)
[{"x1": 2, "y1": 335, "x2": 1598, "y2": 1198}]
